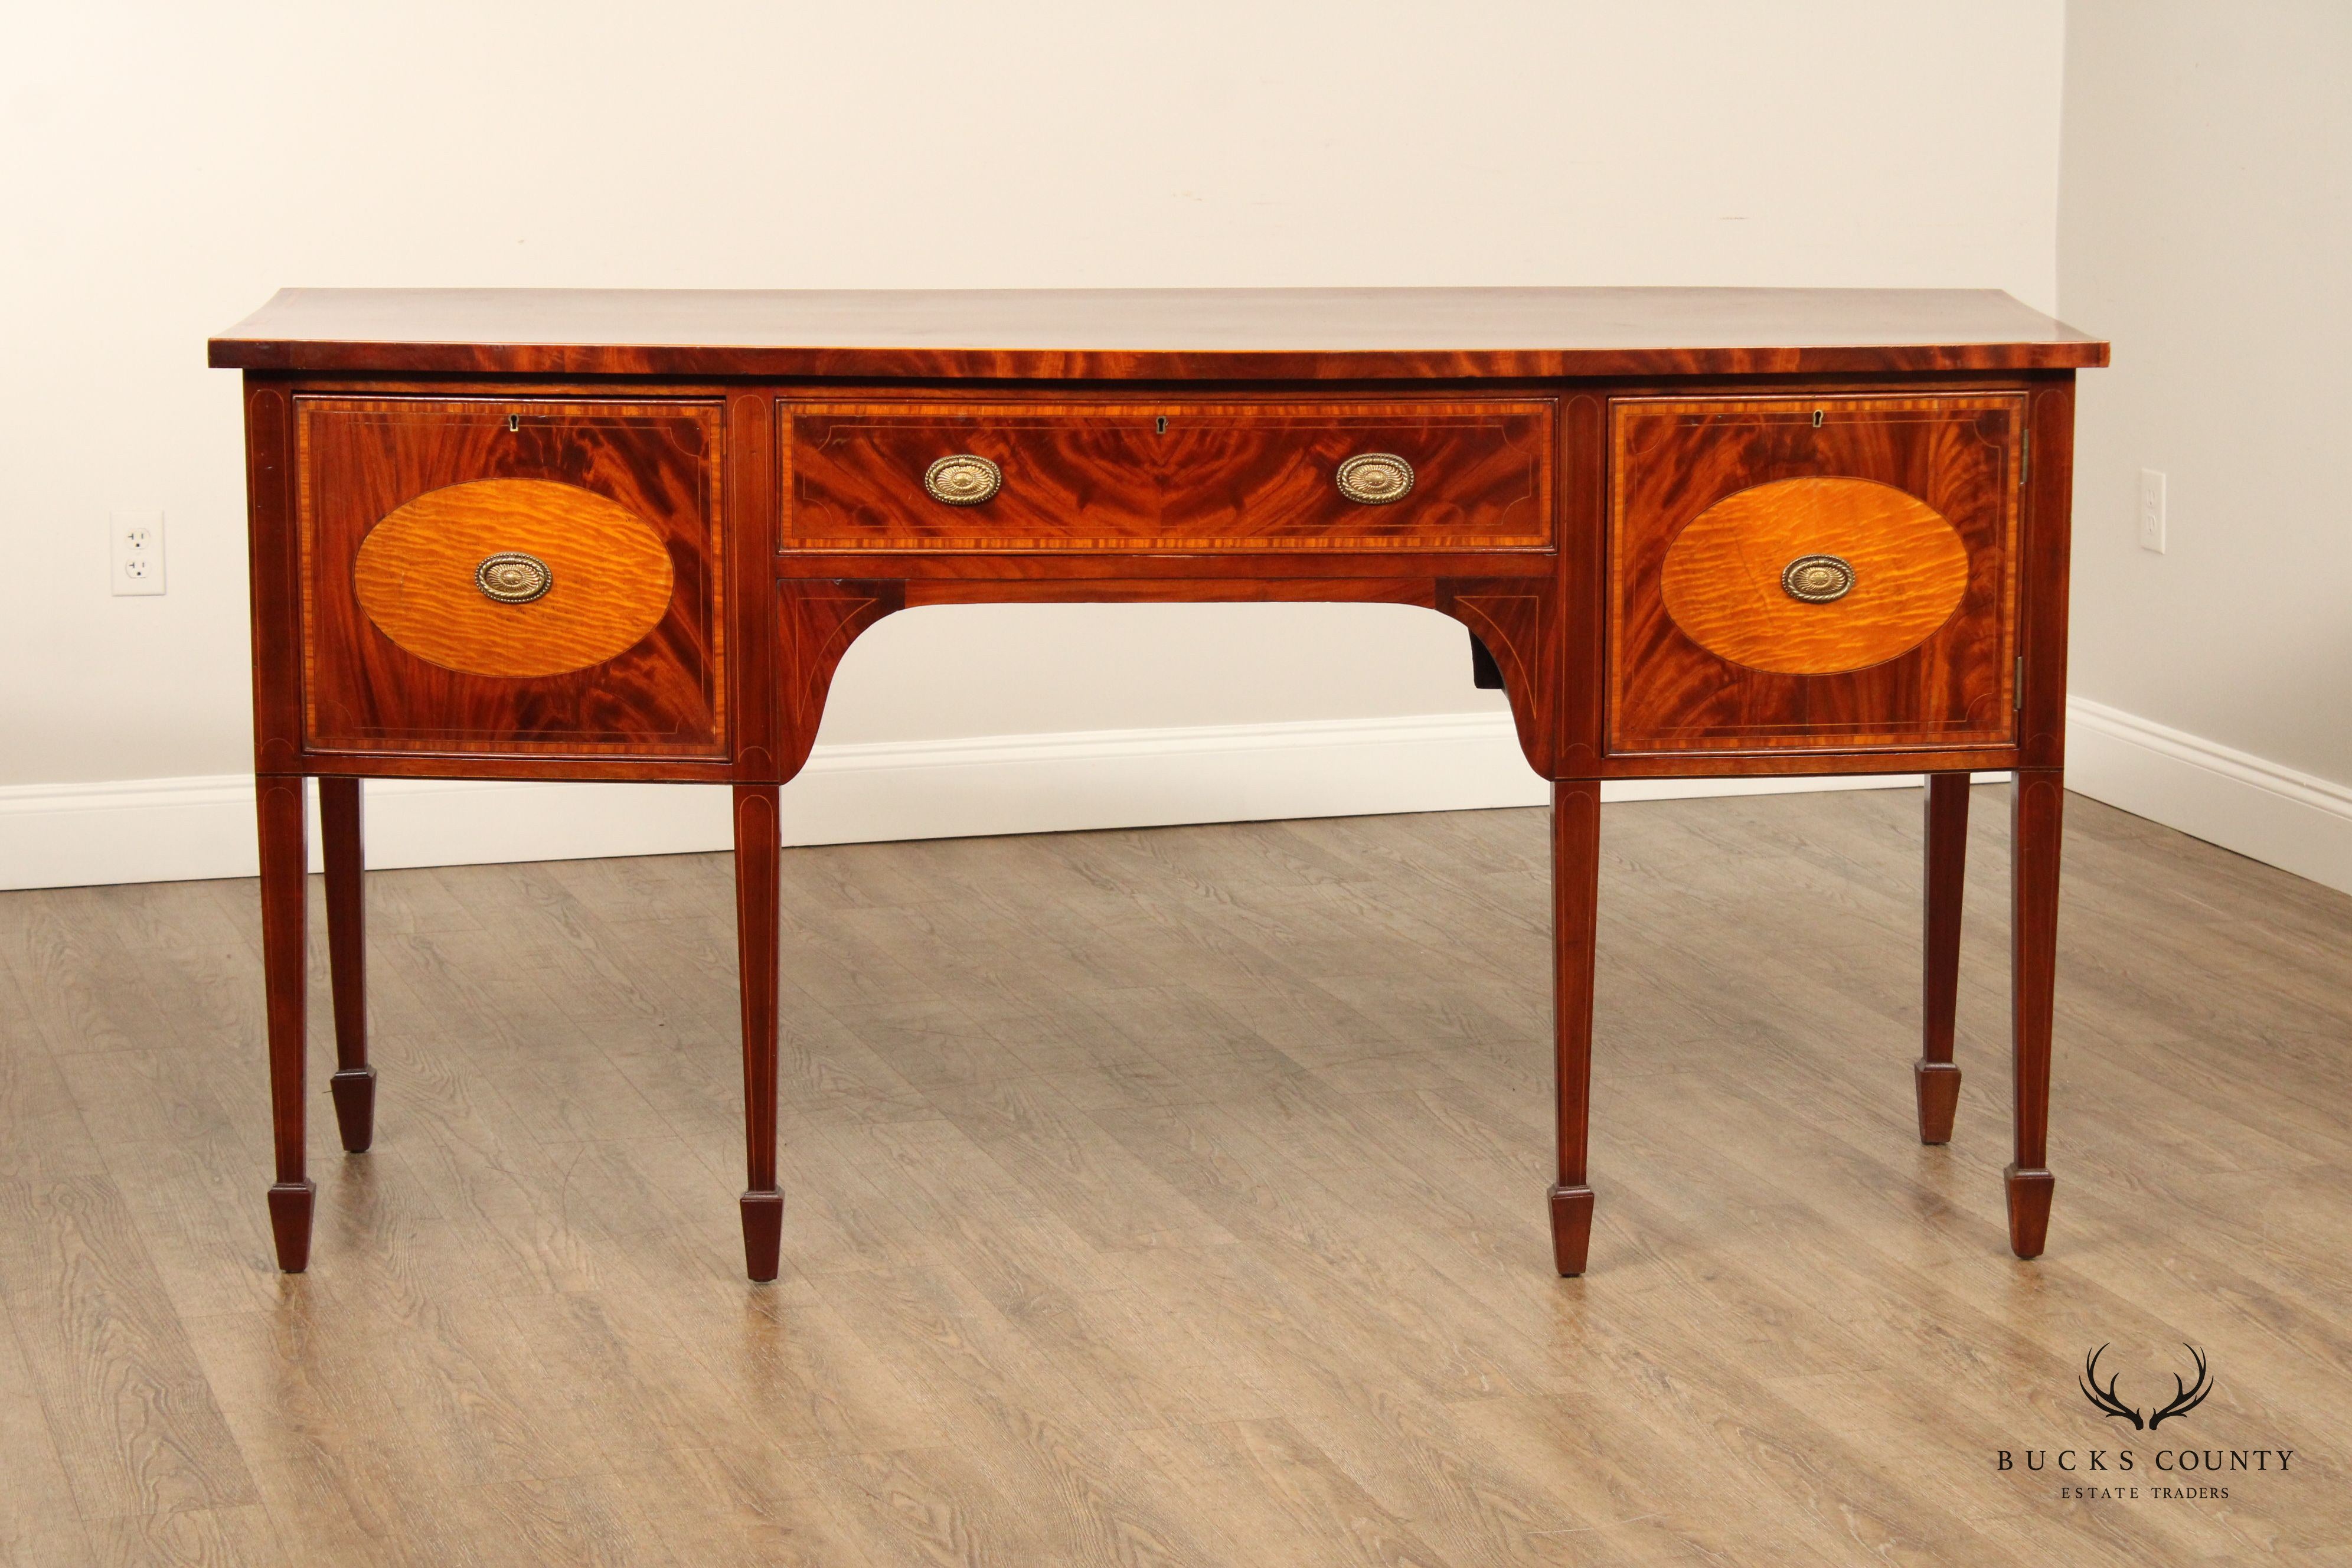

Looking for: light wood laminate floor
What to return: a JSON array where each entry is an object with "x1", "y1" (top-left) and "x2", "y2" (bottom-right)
[{"x1": 2, "y1": 786, "x2": 2348, "y2": 1566}]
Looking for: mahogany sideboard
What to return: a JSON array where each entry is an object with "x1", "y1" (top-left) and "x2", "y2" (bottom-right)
[{"x1": 209, "y1": 287, "x2": 2107, "y2": 1280}]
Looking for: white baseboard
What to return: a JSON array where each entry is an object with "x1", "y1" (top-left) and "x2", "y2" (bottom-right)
[
  {"x1": 0, "y1": 711, "x2": 1936, "y2": 892},
  {"x1": 8, "y1": 703, "x2": 2338, "y2": 897},
  {"x1": 2064, "y1": 696, "x2": 2352, "y2": 897}
]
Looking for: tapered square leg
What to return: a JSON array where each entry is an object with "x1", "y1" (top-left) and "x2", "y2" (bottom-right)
[
  {"x1": 2008, "y1": 769, "x2": 2064, "y2": 1259},
  {"x1": 1550, "y1": 780, "x2": 1603, "y2": 1276},
  {"x1": 319, "y1": 776, "x2": 375, "y2": 1155},
  {"x1": 256, "y1": 776, "x2": 312, "y2": 1273},
  {"x1": 734, "y1": 783, "x2": 785, "y2": 1282},
  {"x1": 1916, "y1": 772, "x2": 1969, "y2": 1143}
]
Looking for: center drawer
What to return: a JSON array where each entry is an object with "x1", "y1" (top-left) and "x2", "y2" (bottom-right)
[{"x1": 779, "y1": 399, "x2": 1554, "y2": 551}]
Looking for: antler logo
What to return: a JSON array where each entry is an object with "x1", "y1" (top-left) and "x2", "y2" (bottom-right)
[{"x1": 2080, "y1": 1344, "x2": 2214, "y2": 1430}]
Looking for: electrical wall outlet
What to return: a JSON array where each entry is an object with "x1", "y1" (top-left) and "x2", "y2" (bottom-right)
[
  {"x1": 112, "y1": 512, "x2": 165, "y2": 595},
  {"x1": 2138, "y1": 469, "x2": 2167, "y2": 554}
]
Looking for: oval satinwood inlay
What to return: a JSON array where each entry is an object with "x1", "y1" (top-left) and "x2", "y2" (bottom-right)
[
  {"x1": 352, "y1": 478, "x2": 675, "y2": 678},
  {"x1": 1660, "y1": 476, "x2": 1969, "y2": 676}
]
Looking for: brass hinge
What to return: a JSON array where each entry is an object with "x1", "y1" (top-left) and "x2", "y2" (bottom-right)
[
  {"x1": 2014, "y1": 656, "x2": 2026, "y2": 710},
  {"x1": 2020, "y1": 430, "x2": 2030, "y2": 486}
]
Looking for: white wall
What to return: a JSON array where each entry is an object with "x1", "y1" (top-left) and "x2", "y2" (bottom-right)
[
  {"x1": 0, "y1": 1, "x2": 2066, "y2": 884},
  {"x1": 2059, "y1": 0, "x2": 2352, "y2": 893}
]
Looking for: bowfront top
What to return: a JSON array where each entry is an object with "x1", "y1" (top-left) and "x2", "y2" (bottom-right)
[{"x1": 209, "y1": 287, "x2": 2107, "y2": 380}]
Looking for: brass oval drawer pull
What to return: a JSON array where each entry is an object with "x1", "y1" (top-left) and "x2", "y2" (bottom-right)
[
  {"x1": 923, "y1": 454, "x2": 1003, "y2": 506},
  {"x1": 1781, "y1": 553, "x2": 1856, "y2": 603},
  {"x1": 1335, "y1": 452, "x2": 1415, "y2": 505},
  {"x1": 476, "y1": 551, "x2": 553, "y2": 604}
]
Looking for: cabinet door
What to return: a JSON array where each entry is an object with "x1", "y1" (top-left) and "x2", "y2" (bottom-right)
[
  {"x1": 1608, "y1": 395, "x2": 2022, "y2": 757},
  {"x1": 298, "y1": 397, "x2": 726, "y2": 759}
]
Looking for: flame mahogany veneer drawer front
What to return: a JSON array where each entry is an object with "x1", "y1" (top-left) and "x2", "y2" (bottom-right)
[
  {"x1": 779, "y1": 399, "x2": 1556, "y2": 552},
  {"x1": 298, "y1": 396, "x2": 727, "y2": 759},
  {"x1": 1608, "y1": 394, "x2": 2024, "y2": 757}
]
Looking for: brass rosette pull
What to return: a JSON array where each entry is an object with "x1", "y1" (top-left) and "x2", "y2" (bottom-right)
[
  {"x1": 923, "y1": 455, "x2": 1003, "y2": 506},
  {"x1": 1335, "y1": 452, "x2": 1415, "y2": 505},
  {"x1": 1781, "y1": 553, "x2": 1856, "y2": 603},
  {"x1": 475, "y1": 551, "x2": 553, "y2": 604}
]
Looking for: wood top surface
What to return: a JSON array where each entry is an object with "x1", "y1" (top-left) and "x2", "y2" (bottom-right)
[{"x1": 210, "y1": 287, "x2": 2106, "y2": 379}]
